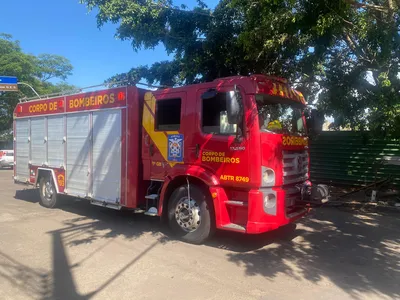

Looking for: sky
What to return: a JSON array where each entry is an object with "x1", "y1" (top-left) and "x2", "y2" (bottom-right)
[{"x1": 1, "y1": 0, "x2": 218, "y2": 89}]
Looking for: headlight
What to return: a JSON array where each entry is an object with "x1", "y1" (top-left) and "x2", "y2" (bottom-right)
[
  {"x1": 263, "y1": 191, "x2": 277, "y2": 215},
  {"x1": 264, "y1": 190, "x2": 277, "y2": 216},
  {"x1": 261, "y1": 167, "x2": 275, "y2": 186}
]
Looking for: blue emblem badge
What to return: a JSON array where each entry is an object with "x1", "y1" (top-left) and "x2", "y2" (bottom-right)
[{"x1": 167, "y1": 134, "x2": 184, "y2": 162}]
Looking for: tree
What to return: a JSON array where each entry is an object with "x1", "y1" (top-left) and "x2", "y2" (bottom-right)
[
  {"x1": 35, "y1": 54, "x2": 73, "y2": 82},
  {"x1": 0, "y1": 34, "x2": 76, "y2": 134},
  {"x1": 81, "y1": 0, "x2": 400, "y2": 136}
]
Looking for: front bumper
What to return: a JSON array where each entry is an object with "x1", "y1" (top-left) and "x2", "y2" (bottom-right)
[
  {"x1": 210, "y1": 182, "x2": 311, "y2": 234},
  {"x1": 245, "y1": 187, "x2": 310, "y2": 234}
]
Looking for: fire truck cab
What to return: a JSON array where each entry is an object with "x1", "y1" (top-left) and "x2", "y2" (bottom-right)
[{"x1": 13, "y1": 75, "x2": 312, "y2": 244}]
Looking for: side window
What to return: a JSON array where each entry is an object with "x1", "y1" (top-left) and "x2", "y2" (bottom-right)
[
  {"x1": 6, "y1": 153, "x2": 13, "y2": 157},
  {"x1": 155, "y1": 98, "x2": 181, "y2": 131},
  {"x1": 202, "y1": 92, "x2": 237, "y2": 135}
]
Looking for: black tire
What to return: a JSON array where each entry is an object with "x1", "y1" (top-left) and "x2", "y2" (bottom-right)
[
  {"x1": 167, "y1": 184, "x2": 215, "y2": 244},
  {"x1": 39, "y1": 175, "x2": 58, "y2": 208}
]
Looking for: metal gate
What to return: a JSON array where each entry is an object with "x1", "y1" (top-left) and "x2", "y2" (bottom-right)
[{"x1": 310, "y1": 132, "x2": 400, "y2": 187}]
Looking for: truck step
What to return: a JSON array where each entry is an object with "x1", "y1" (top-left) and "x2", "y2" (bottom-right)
[
  {"x1": 225, "y1": 200, "x2": 248, "y2": 207},
  {"x1": 145, "y1": 194, "x2": 159, "y2": 200},
  {"x1": 221, "y1": 223, "x2": 246, "y2": 232},
  {"x1": 144, "y1": 207, "x2": 158, "y2": 217}
]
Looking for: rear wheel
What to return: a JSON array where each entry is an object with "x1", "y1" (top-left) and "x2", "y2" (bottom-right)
[
  {"x1": 39, "y1": 175, "x2": 58, "y2": 208},
  {"x1": 167, "y1": 184, "x2": 215, "y2": 244}
]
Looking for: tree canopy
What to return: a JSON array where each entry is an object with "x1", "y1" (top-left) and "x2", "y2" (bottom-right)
[
  {"x1": 0, "y1": 34, "x2": 76, "y2": 134},
  {"x1": 81, "y1": 0, "x2": 400, "y2": 136}
]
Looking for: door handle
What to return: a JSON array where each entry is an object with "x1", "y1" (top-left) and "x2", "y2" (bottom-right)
[
  {"x1": 195, "y1": 144, "x2": 200, "y2": 159},
  {"x1": 149, "y1": 143, "x2": 154, "y2": 156}
]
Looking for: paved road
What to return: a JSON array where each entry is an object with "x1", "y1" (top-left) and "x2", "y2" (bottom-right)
[{"x1": 0, "y1": 169, "x2": 399, "y2": 300}]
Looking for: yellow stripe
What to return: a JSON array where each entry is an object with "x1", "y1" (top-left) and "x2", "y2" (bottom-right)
[{"x1": 143, "y1": 92, "x2": 180, "y2": 167}]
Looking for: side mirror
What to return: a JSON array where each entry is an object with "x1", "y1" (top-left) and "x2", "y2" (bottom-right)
[{"x1": 226, "y1": 85, "x2": 243, "y2": 124}]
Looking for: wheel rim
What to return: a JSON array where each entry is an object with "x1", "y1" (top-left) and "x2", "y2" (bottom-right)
[
  {"x1": 42, "y1": 179, "x2": 54, "y2": 202},
  {"x1": 174, "y1": 197, "x2": 201, "y2": 232}
]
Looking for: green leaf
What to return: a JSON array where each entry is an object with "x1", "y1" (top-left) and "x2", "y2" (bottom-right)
[
  {"x1": 79, "y1": 0, "x2": 400, "y2": 135},
  {"x1": 0, "y1": 34, "x2": 75, "y2": 132}
]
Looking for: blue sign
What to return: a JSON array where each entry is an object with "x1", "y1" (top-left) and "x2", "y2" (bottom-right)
[
  {"x1": 167, "y1": 134, "x2": 184, "y2": 162},
  {"x1": 0, "y1": 76, "x2": 17, "y2": 84},
  {"x1": 0, "y1": 76, "x2": 18, "y2": 92}
]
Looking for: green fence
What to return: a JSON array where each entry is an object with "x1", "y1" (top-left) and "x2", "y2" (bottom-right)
[{"x1": 309, "y1": 132, "x2": 400, "y2": 188}]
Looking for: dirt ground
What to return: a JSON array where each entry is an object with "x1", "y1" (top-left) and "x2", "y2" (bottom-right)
[{"x1": 0, "y1": 169, "x2": 399, "y2": 300}]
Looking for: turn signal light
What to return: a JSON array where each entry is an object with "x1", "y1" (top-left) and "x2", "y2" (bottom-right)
[{"x1": 118, "y1": 92, "x2": 126, "y2": 101}]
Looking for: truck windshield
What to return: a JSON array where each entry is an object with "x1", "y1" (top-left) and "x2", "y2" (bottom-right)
[{"x1": 256, "y1": 97, "x2": 306, "y2": 136}]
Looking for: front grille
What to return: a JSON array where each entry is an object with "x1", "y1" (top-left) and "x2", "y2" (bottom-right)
[
  {"x1": 282, "y1": 150, "x2": 309, "y2": 185},
  {"x1": 284, "y1": 185, "x2": 306, "y2": 216},
  {"x1": 285, "y1": 186, "x2": 299, "y2": 208}
]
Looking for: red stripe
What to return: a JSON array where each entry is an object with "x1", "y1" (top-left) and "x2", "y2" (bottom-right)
[{"x1": 144, "y1": 101, "x2": 155, "y2": 118}]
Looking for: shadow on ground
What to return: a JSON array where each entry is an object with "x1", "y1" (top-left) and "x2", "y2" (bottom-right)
[
  {"x1": 10, "y1": 188, "x2": 171, "y2": 299},
  {"x1": 8, "y1": 188, "x2": 400, "y2": 300},
  {"x1": 227, "y1": 208, "x2": 400, "y2": 299},
  {"x1": 13, "y1": 188, "x2": 294, "y2": 251},
  {"x1": 0, "y1": 250, "x2": 51, "y2": 299}
]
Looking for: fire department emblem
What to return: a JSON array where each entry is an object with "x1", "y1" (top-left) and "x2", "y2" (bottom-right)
[
  {"x1": 57, "y1": 174, "x2": 65, "y2": 187},
  {"x1": 167, "y1": 134, "x2": 184, "y2": 162}
]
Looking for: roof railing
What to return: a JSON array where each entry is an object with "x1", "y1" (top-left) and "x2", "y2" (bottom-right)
[{"x1": 18, "y1": 81, "x2": 168, "y2": 103}]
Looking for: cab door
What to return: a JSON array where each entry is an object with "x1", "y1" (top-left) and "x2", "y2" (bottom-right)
[
  {"x1": 191, "y1": 86, "x2": 251, "y2": 187},
  {"x1": 142, "y1": 91, "x2": 187, "y2": 181}
]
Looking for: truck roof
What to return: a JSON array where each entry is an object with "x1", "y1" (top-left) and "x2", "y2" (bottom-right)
[
  {"x1": 150, "y1": 74, "x2": 305, "y2": 105},
  {"x1": 13, "y1": 86, "x2": 140, "y2": 118}
]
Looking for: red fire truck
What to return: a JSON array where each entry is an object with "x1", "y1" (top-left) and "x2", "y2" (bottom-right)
[{"x1": 13, "y1": 75, "x2": 313, "y2": 244}]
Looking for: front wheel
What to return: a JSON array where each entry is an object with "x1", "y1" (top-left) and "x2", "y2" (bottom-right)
[
  {"x1": 167, "y1": 184, "x2": 215, "y2": 244},
  {"x1": 39, "y1": 176, "x2": 58, "y2": 208}
]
